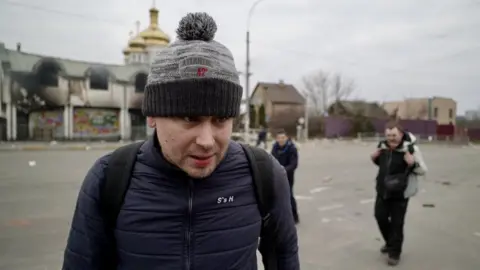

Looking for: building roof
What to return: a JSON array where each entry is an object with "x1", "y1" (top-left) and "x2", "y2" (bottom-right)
[
  {"x1": 253, "y1": 81, "x2": 305, "y2": 104},
  {"x1": 331, "y1": 100, "x2": 389, "y2": 118},
  {"x1": 1, "y1": 46, "x2": 149, "y2": 83}
]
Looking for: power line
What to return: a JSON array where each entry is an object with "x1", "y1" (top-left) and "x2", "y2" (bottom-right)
[
  {"x1": 0, "y1": 0, "x2": 130, "y2": 26},
  {"x1": 3, "y1": 0, "x2": 478, "y2": 79},
  {"x1": 252, "y1": 39, "x2": 480, "y2": 78}
]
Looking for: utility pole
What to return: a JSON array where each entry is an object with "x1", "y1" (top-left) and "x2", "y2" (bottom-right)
[
  {"x1": 244, "y1": 0, "x2": 267, "y2": 144},
  {"x1": 244, "y1": 31, "x2": 251, "y2": 143},
  {"x1": 304, "y1": 95, "x2": 309, "y2": 141}
]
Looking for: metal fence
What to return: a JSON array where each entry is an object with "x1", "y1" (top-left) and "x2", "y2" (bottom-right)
[{"x1": 356, "y1": 132, "x2": 471, "y2": 145}]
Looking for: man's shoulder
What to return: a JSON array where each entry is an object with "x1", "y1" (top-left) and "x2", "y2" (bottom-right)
[
  {"x1": 79, "y1": 153, "x2": 112, "y2": 200},
  {"x1": 226, "y1": 140, "x2": 281, "y2": 170}
]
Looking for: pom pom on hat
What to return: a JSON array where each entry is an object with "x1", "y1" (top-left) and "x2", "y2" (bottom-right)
[{"x1": 176, "y1": 12, "x2": 217, "y2": 41}]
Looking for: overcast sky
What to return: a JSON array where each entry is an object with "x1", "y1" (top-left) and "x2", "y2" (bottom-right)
[{"x1": 0, "y1": 0, "x2": 479, "y2": 113}]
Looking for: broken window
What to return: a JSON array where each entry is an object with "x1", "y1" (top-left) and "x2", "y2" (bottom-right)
[
  {"x1": 88, "y1": 67, "x2": 109, "y2": 90},
  {"x1": 134, "y1": 73, "x2": 148, "y2": 93},
  {"x1": 36, "y1": 60, "x2": 61, "y2": 87}
]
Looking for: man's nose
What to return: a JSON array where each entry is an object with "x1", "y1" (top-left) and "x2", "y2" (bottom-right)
[{"x1": 196, "y1": 123, "x2": 215, "y2": 149}]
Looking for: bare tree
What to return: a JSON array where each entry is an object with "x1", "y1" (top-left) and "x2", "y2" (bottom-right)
[
  {"x1": 403, "y1": 97, "x2": 426, "y2": 119},
  {"x1": 302, "y1": 70, "x2": 330, "y2": 116},
  {"x1": 329, "y1": 73, "x2": 354, "y2": 115},
  {"x1": 302, "y1": 70, "x2": 356, "y2": 116},
  {"x1": 417, "y1": 104, "x2": 428, "y2": 120},
  {"x1": 330, "y1": 73, "x2": 354, "y2": 101}
]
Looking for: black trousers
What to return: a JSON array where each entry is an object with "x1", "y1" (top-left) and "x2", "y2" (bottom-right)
[
  {"x1": 288, "y1": 178, "x2": 299, "y2": 222},
  {"x1": 374, "y1": 195, "x2": 409, "y2": 257},
  {"x1": 256, "y1": 139, "x2": 267, "y2": 148}
]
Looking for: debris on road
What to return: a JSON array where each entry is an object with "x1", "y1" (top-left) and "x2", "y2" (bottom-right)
[
  {"x1": 322, "y1": 176, "x2": 333, "y2": 183},
  {"x1": 28, "y1": 160, "x2": 36, "y2": 167},
  {"x1": 422, "y1": 203, "x2": 435, "y2": 208},
  {"x1": 321, "y1": 218, "x2": 331, "y2": 223}
]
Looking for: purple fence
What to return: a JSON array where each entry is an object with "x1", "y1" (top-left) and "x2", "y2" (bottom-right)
[
  {"x1": 467, "y1": 128, "x2": 480, "y2": 141},
  {"x1": 323, "y1": 117, "x2": 351, "y2": 138},
  {"x1": 323, "y1": 117, "x2": 437, "y2": 138}
]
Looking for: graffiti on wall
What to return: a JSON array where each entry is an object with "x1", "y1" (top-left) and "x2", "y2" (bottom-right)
[
  {"x1": 73, "y1": 108, "x2": 119, "y2": 137},
  {"x1": 29, "y1": 110, "x2": 64, "y2": 138},
  {"x1": 30, "y1": 110, "x2": 63, "y2": 128}
]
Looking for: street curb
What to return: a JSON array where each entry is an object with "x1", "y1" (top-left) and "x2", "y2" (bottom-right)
[{"x1": 0, "y1": 145, "x2": 127, "y2": 151}]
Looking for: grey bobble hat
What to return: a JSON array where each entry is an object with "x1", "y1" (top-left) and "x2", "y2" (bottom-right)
[{"x1": 142, "y1": 12, "x2": 243, "y2": 117}]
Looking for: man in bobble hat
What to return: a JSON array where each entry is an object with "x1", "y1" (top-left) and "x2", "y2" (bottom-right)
[{"x1": 62, "y1": 12, "x2": 299, "y2": 270}]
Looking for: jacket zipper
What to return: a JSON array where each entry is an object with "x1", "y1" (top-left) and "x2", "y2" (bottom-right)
[
  {"x1": 185, "y1": 179, "x2": 194, "y2": 270},
  {"x1": 384, "y1": 150, "x2": 392, "y2": 198}
]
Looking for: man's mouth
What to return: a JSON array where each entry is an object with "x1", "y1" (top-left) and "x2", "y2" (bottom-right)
[{"x1": 190, "y1": 155, "x2": 214, "y2": 167}]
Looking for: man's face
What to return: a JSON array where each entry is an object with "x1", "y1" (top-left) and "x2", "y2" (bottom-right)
[
  {"x1": 276, "y1": 133, "x2": 288, "y2": 146},
  {"x1": 148, "y1": 116, "x2": 233, "y2": 179},
  {"x1": 385, "y1": 127, "x2": 403, "y2": 148}
]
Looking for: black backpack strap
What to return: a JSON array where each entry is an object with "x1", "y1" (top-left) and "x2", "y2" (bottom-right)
[
  {"x1": 102, "y1": 141, "x2": 144, "y2": 227},
  {"x1": 240, "y1": 143, "x2": 278, "y2": 270},
  {"x1": 407, "y1": 143, "x2": 415, "y2": 154},
  {"x1": 100, "y1": 141, "x2": 143, "y2": 270}
]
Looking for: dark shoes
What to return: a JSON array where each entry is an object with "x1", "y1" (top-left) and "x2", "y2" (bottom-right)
[
  {"x1": 380, "y1": 245, "x2": 400, "y2": 266},
  {"x1": 387, "y1": 255, "x2": 400, "y2": 266}
]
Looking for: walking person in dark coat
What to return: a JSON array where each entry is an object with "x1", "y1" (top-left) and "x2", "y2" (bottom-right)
[
  {"x1": 371, "y1": 121, "x2": 427, "y2": 266},
  {"x1": 271, "y1": 130, "x2": 299, "y2": 224},
  {"x1": 62, "y1": 12, "x2": 299, "y2": 270},
  {"x1": 256, "y1": 125, "x2": 268, "y2": 149}
]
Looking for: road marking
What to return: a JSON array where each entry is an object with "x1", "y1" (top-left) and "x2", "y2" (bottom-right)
[
  {"x1": 321, "y1": 218, "x2": 331, "y2": 223},
  {"x1": 318, "y1": 204, "x2": 344, "y2": 212},
  {"x1": 295, "y1": 195, "x2": 314, "y2": 200},
  {"x1": 474, "y1": 232, "x2": 480, "y2": 237},
  {"x1": 310, "y1": 187, "x2": 331, "y2": 194},
  {"x1": 360, "y1": 198, "x2": 375, "y2": 204}
]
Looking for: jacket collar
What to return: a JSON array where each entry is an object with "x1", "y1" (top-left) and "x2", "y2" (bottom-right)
[
  {"x1": 380, "y1": 137, "x2": 414, "y2": 152},
  {"x1": 274, "y1": 139, "x2": 292, "y2": 150}
]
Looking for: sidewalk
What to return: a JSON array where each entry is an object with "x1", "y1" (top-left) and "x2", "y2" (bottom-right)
[
  {"x1": 0, "y1": 139, "x2": 363, "y2": 152},
  {"x1": 0, "y1": 141, "x2": 133, "y2": 151}
]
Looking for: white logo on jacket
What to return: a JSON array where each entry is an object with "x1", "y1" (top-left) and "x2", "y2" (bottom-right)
[{"x1": 217, "y1": 196, "x2": 235, "y2": 204}]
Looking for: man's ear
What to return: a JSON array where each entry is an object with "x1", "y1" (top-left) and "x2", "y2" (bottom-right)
[{"x1": 147, "y1": 117, "x2": 156, "y2": 128}]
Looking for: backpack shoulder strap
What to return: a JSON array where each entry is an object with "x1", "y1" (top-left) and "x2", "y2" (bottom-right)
[
  {"x1": 240, "y1": 143, "x2": 275, "y2": 220},
  {"x1": 407, "y1": 143, "x2": 415, "y2": 154},
  {"x1": 101, "y1": 141, "x2": 143, "y2": 229},
  {"x1": 240, "y1": 143, "x2": 278, "y2": 270}
]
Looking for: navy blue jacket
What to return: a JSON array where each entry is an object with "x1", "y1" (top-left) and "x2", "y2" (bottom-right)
[
  {"x1": 62, "y1": 138, "x2": 299, "y2": 270},
  {"x1": 271, "y1": 140, "x2": 298, "y2": 181}
]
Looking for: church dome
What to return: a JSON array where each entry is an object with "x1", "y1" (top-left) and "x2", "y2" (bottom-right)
[{"x1": 138, "y1": 6, "x2": 170, "y2": 47}]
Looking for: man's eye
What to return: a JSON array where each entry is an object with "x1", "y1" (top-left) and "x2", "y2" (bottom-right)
[
  {"x1": 216, "y1": 118, "x2": 228, "y2": 123},
  {"x1": 183, "y1": 117, "x2": 198, "y2": 122}
]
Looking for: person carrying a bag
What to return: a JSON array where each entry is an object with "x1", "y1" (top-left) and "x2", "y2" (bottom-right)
[{"x1": 370, "y1": 121, "x2": 428, "y2": 266}]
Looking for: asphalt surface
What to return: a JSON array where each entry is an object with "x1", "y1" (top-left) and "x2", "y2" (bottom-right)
[{"x1": 0, "y1": 141, "x2": 479, "y2": 270}]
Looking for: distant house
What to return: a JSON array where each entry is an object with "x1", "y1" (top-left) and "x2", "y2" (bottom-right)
[
  {"x1": 328, "y1": 100, "x2": 389, "y2": 119},
  {"x1": 383, "y1": 97, "x2": 456, "y2": 125},
  {"x1": 249, "y1": 80, "x2": 306, "y2": 127}
]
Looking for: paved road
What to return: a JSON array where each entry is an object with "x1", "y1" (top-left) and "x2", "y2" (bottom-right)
[{"x1": 0, "y1": 141, "x2": 479, "y2": 270}]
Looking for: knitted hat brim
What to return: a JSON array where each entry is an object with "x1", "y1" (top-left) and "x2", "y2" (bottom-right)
[{"x1": 142, "y1": 78, "x2": 243, "y2": 118}]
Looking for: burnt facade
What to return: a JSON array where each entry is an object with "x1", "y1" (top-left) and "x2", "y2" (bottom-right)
[{"x1": 0, "y1": 4, "x2": 171, "y2": 141}]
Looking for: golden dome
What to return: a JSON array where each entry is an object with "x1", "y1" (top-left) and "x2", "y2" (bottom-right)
[
  {"x1": 123, "y1": 28, "x2": 147, "y2": 55},
  {"x1": 129, "y1": 35, "x2": 146, "y2": 48},
  {"x1": 123, "y1": 45, "x2": 146, "y2": 55},
  {"x1": 139, "y1": 6, "x2": 170, "y2": 46}
]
